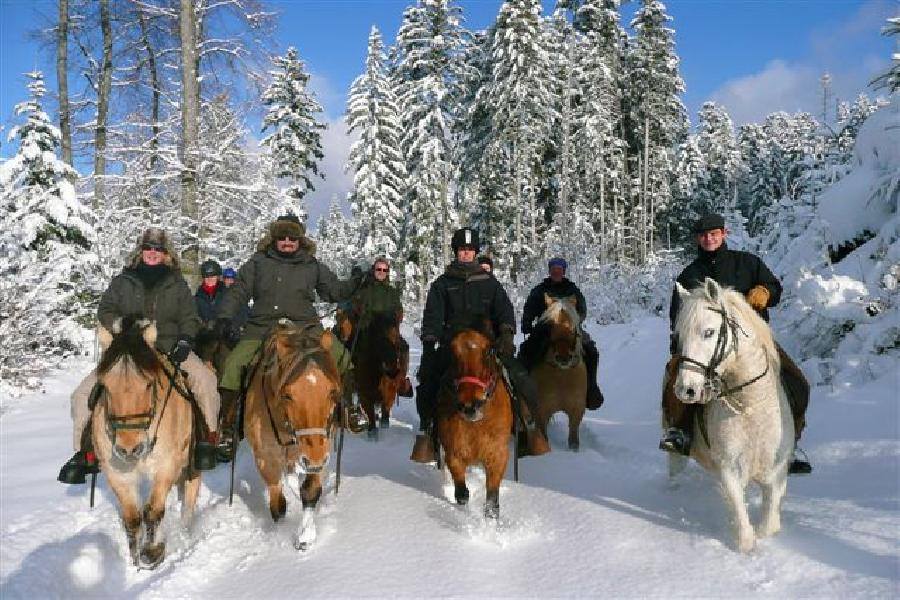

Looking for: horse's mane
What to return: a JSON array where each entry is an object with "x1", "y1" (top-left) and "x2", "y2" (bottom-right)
[
  {"x1": 262, "y1": 324, "x2": 339, "y2": 394},
  {"x1": 676, "y1": 283, "x2": 779, "y2": 369},
  {"x1": 97, "y1": 316, "x2": 161, "y2": 378}
]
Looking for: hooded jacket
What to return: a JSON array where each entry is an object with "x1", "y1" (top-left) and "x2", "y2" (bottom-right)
[{"x1": 421, "y1": 260, "x2": 516, "y2": 343}]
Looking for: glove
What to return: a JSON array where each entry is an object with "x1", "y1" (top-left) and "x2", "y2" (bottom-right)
[
  {"x1": 215, "y1": 318, "x2": 235, "y2": 341},
  {"x1": 170, "y1": 337, "x2": 192, "y2": 365},
  {"x1": 498, "y1": 326, "x2": 516, "y2": 358},
  {"x1": 746, "y1": 285, "x2": 770, "y2": 311}
]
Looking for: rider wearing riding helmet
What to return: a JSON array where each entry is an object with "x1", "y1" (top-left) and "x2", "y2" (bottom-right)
[
  {"x1": 662, "y1": 213, "x2": 811, "y2": 474},
  {"x1": 519, "y1": 257, "x2": 604, "y2": 410},
  {"x1": 195, "y1": 259, "x2": 226, "y2": 328},
  {"x1": 58, "y1": 228, "x2": 222, "y2": 484},
  {"x1": 410, "y1": 227, "x2": 550, "y2": 463}
]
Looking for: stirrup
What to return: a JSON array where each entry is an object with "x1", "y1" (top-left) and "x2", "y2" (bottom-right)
[
  {"x1": 345, "y1": 404, "x2": 369, "y2": 434},
  {"x1": 788, "y1": 447, "x2": 813, "y2": 475},
  {"x1": 659, "y1": 427, "x2": 691, "y2": 456}
]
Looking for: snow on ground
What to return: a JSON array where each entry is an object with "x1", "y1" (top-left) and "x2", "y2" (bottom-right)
[{"x1": 1, "y1": 318, "x2": 897, "y2": 598}]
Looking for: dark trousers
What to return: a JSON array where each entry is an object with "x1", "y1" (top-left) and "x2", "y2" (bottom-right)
[{"x1": 661, "y1": 343, "x2": 810, "y2": 442}]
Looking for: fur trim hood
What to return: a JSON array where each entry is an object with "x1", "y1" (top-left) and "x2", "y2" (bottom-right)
[{"x1": 127, "y1": 228, "x2": 181, "y2": 270}]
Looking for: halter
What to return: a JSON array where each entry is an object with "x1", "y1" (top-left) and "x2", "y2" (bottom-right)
[{"x1": 678, "y1": 306, "x2": 770, "y2": 401}]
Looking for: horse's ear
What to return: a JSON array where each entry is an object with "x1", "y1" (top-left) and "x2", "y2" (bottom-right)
[
  {"x1": 97, "y1": 325, "x2": 113, "y2": 350},
  {"x1": 544, "y1": 293, "x2": 553, "y2": 307},
  {"x1": 675, "y1": 281, "x2": 690, "y2": 301},
  {"x1": 320, "y1": 330, "x2": 334, "y2": 352},
  {"x1": 142, "y1": 321, "x2": 158, "y2": 347},
  {"x1": 275, "y1": 333, "x2": 292, "y2": 360},
  {"x1": 705, "y1": 278, "x2": 722, "y2": 303}
]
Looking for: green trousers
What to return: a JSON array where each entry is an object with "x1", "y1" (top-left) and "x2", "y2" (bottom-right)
[{"x1": 219, "y1": 337, "x2": 353, "y2": 391}]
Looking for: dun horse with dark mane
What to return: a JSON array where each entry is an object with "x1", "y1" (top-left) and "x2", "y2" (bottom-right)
[
  {"x1": 93, "y1": 318, "x2": 200, "y2": 569},
  {"x1": 244, "y1": 319, "x2": 341, "y2": 550},
  {"x1": 436, "y1": 318, "x2": 513, "y2": 519}
]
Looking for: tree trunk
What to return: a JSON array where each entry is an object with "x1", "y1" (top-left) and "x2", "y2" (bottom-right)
[
  {"x1": 180, "y1": 0, "x2": 200, "y2": 284},
  {"x1": 137, "y1": 5, "x2": 161, "y2": 173},
  {"x1": 56, "y1": 0, "x2": 73, "y2": 170},
  {"x1": 93, "y1": 0, "x2": 113, "y2": 209}
]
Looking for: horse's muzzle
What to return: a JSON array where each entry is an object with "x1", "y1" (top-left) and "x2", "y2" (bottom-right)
[
  {"x1": 457, "y1": 400, "x2": 486, "y2": 422},
  {"x1": 297, "y1": 453, "x2": 329, "y2": 475},
  {"x1": 113, "y1": 440, "x2": 150, "y2": 462}
]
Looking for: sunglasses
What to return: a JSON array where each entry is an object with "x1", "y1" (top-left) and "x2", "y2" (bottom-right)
[
  {"x1": 374, "y1": 267, "x2": 389, "y2": 273},
  {"x1": 277, "y1": 236, "x2": 300, "y2": 242},
  {"x1": 141, "y1": 243, "x2": 166, "y2": 252}
]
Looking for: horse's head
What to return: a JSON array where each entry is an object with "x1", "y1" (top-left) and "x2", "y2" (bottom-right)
[
  {"x1": 269, "y1": 323, "x2": 340, "y2": 474},
  {"x1": 97, "y1": 317, "x2": 162, "y2": 462},
  {"x1": 449, "y1": 329, "x2": 497, "y2": 422},
  {"x1": 673, "y1": 279, "x2": 769, "y2": 404},
  {"x1": 541, "y1": 294, "x2": 581, "y2": 367}
]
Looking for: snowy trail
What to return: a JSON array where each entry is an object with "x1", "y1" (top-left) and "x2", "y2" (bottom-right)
[{"x1": 1, "y1": 317, "x2": 897, "y2": 598}]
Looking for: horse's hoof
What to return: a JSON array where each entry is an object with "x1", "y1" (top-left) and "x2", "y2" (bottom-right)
[
  {"x1": 294, "y1": 540, "x2": 310, "y2": 552},
  {"x1": 138, "y1": 543, "x2": 165, "y2": 570},
  {"x1": 271, "y1": 495, "x2": 287, "y2": 522},
  {"x1": 379, "y1": 415, "x2": 390, "y2": 428},
  {"x1": 484, "y1": 501, "x2": 499, "y2": 520},
  {"x1": 454, "y1": 484, "x2": 469, "y2": 506},
  {"x1": 367, "y1": 427, "x2": 379, "y2": 441},
  {"x1": 568, "y1": 439, "x2": 580, "y2": 452}
]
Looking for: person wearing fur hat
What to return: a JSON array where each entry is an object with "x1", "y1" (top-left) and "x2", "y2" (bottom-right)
[
  {"x1": 519, "y1": 257, "x2": 605, "y2": 411},
  {"x1": 58, "y1": 228, "x2": 222, "y2": 484},
  {"x1": 214, "y1": 215, "x2": 365, "y2": 459}
]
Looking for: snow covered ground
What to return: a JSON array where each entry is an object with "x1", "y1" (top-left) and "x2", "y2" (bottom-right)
[{"x1": 1, "y1": 318, "x2": 897, "y2": 598}]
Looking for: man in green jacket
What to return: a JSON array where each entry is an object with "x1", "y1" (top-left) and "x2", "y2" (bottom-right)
[{"x1": 215, "y1": 215, "x2": 364, "y2": 457}]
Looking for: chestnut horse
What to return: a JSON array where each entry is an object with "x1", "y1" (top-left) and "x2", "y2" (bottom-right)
[
  {"x1": 244, "y1": 320, "x2": 341, "y2": 551},
  {"x1": 93, "y1": 318, "x2": 200, "y2": 569},
  {"x1": 531, "y1": 295, "x2": 588, "y2": 450},
  {"x1": 436, "y1": 320, "x2": 513, "y2": 519},
  {"x1": 354, "y1": 312, "x2": 409, "y2": 439}
]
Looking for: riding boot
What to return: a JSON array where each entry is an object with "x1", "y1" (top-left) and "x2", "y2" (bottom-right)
[
  {"x1": 58, "y1": 417, "x2": 99, "y2": 484},
  {"x1": 410, "y1": 421, "x2": 437, "y2": 463},
  {"x1": 583, "y1": 340, "x2": 604, "y2": 410},
  {"x1": 789, "y1": 447, "x2": 813, "y2": 475},
  {"x1": 517, "y1": 421, "x2": 551, "y2": 457},
  {"x1": 398, "y1": 377, "x2": 414, "y2": 398},
  {"x1": 216, "y1": 389, "x2": 239, "y2": 463}
]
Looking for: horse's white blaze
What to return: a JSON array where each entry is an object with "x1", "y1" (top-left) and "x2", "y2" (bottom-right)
[
  {"x1": 305, "y1": 372, "x2": 318, "y2": 385},
  {"x1": 672, "y1": 278, "x2": 793, "y2": 552}
]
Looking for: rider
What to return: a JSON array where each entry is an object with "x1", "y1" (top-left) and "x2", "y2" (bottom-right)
[
  {"x1": 661, "y1": 213, "x2": 812, "y2": 474},
  {"x1": 58, "y1": 228, "x2": 222, "y2": 484},
  {"x1": 195, "y1": 259, "x2": 226, "y2": 328},
  {"x1": 214, "y1": 215, "x2": 365, "y2": 459},
  {"x1": 348, "y1": 257, "x2": 413, "y2": 397},
  {"x1": 410, "y1": 227, "x2": 550, "y2": 462},
  {"x1": 519, "y1": 257, "x2": 604, "y2": 410}
]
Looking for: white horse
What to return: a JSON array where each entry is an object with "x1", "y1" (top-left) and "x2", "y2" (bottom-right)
[{"x1": 671, "y1": 278, "x2": 793, "y2": 552}]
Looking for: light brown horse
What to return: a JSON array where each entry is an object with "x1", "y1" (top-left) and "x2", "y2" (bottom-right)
[
  {"x1": 531, "y1": 295, "x2": 588, "y2": 450},
  {"x1": 244, "y1": 320, "x2": 341, "y2": 551},
  {"x1": 354, "y1": 312, "x2": 409, "y2": 439},
  {"x1": 93, "y1": 318, "x2": 200, "y2": 569},
  {"x1": 437, "y1": 320, "x2": 513, "y2": 519}
]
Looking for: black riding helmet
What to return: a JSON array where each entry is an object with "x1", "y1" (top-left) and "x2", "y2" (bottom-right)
[
  {"x1": 200, "y1": 259, "x2": 222, "y2": 278},
  {"x1": 451, "y1": 227, "x2": 480, "y2": 252}
]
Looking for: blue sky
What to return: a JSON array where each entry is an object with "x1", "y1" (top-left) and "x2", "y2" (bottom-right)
[{"x1": 0, "y1": 0, "x2": 894, "y2": 223}]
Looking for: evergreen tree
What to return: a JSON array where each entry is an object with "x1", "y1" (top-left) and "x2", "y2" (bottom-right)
[
  {"x1": 346, "y1": 26, "x2": 407, "y2": 260},
  {"x1": 260, "y1": 47, "x2": 326, "y2": 224},
  {"x1": 694, "y1": 101, "x2": 741, "y2": 214},
  {"x1": 315, "y1": 197, "x2": 360, "y2": 277}
]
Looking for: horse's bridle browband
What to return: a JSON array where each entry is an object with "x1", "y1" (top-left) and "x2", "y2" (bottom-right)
[{"x1": 678, "y1": 306, "x2": 770, "y2": 400}]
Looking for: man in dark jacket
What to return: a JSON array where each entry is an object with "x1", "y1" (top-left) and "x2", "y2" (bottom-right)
[
  {"x1": 661, "y1": 214, "x2": 811, "y2": 474},
  {"x1": 410, "y1": 227, "x2": 549, "y2": 462},
  {"x1": 195, "y1": 260, "x2": 226, "y2": 326},
  {"x1": 214, "y1": 215, "x2": 364, "y2": 457},
  {"x1": 519, "y1": 257, "x2": 604, "y2": 409},
  {"x1": 59, "y1": 228, "x2": 221, "y2": 483}
]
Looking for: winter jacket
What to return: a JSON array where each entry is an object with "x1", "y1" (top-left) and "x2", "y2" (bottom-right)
[
  {"x1": 219, "y1": 237, "x2": 362, "y2": 340},
  {"x1": 421, "y1": 260, "x2": 516, "y2": 344},
  {"x1": 669, "y1": 243, "x2": 782, "y2": 328},
  {"x1": 97, "y1": 266, "x2": 200, "y2": 353},
  {"x1": 522, "y1": 277, "x2": 587, "y2": 335},
  {"x1": 352, "y1": 279, "x2": 403, "y2": 330},
  {"x1": 195, "y1": 281, "x2": 227, "y2": 325}
]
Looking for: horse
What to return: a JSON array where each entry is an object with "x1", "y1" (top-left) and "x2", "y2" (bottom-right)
[
  {"x1": 530, "y1": 294, "x2": 588, "y2": 450},
  {"x1": 670, "y1": 278, "x2": 793, "y2": 552},
  {"x1": 436, "y1": 318, "x2": 513, "y2": 519},
  {"x1": 244, "y1": 319, "x2": 341, "y2": 551},
  {"x1": 353, "y1": 312, "x2": 409, "y2": 439},
  {"x1": 92, "y1": 318, "x2": 201, "y2": 569},
  {"x1": 334, "y1": 306, "x2": 354, "y2": 346}
]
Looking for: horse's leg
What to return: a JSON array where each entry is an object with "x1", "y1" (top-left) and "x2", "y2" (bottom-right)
[
  {"x1": 180, "y1": 471, "x2": 201, "y2": 527},
  {"x1": 295, "y1": 474, "x2": 322, "y2": 550},
  {"x1": 140, "y1": 472, "x2": 177, "y2": 569},
  {"x1": 107, "y1": 473, "x2": 142, "y2": 566},
  {"x1": 567, "y1": 404, "x2": 584, "y2": 451},
  {"x1": 360, "y1": 388, "x2": 378, "y2": 439},
  {"x1": 446, "y1": 455, "x2": 469, "y2": 506},
  {"x1": 757, "y1": 470, "x2": 787, "y2": 538},
  {"x1": 483, "y1": 451, "x2": 507, "y2": 520},
  {"x1": 720, "y1": 470, "x2": 755, "y2": 552}
]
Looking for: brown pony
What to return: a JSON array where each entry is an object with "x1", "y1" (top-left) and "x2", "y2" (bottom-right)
[
  {"x1": 531, "y1": 295, "x2": 588, "y2": 450},
  {"x1": 436, "y1": 319, "x2": 513, "y2": 519},
  {"x1": 354, "y1": 312, "x2": 409, "y2": 438},
  {"x1": 93, "y1": 318, "x2": 200, "y2": 569},
  {"x1": 334, "y1": 307, "x2": 354, "y2": 345},
  {"x1": 244, "y1": 319, "x2": 341, "y2": 551}
]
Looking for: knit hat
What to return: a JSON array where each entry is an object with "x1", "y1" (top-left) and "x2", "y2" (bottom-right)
[
  {"x1": 548, "y1": 257, "x2": 567, "y2": 271},
  {"x1": 222, "y1": 267, "x2": 237, "y2": 279}
]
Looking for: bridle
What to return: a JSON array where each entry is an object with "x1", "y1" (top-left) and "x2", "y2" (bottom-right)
[
  {"x1": 452, "y1": 348, "x2": 499, "y2": 415},
  {"x1": 678, "y1": 305, "x2": 770, "y2": 401}
]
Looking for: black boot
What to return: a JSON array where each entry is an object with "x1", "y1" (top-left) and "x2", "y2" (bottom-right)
[
  {"x1": 788, "y1": 447, "x2": 813, "y2": 475},
  {"x1": 194, "y1": 433, "x2": 218, "y2": 471},
  {"x1": 659, "y1": 427, "x2": 691, "y2": 456},
  {"x1": 216, "y1": 389, "x2": 240, "y2": 463},
  {"x1": 584, "y1": 341, "x2": 604, "y2": 410},
  {"x1": 57, "y1": 451, "x2": 99, "y2": 484}
]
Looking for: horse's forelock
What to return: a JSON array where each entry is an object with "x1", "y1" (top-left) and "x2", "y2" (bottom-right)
[
  {"x1": 98, "y1": 319, "x2": 160, "y2": 378},
  {"x1": 539, "y1": 298, "x2": 579, "y2": 330}
]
